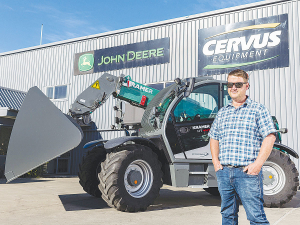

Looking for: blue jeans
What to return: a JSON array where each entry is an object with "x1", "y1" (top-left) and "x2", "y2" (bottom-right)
[{"x1": 216, "y1": 166, "x2": 269, "y2": 225}]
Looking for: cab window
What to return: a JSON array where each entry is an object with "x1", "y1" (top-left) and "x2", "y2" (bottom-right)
[{"x1": 173, "y1": 84, "x2": 219, "y2": 122}]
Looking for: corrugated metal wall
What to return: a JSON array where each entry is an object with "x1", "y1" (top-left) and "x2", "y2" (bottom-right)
[{"x1": 0, "y1": 0, "x2": 299, "y2": 174}]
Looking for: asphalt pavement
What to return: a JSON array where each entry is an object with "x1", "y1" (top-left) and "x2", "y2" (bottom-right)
[{"x1": 0, "y1": 177, "x2": 299, "y2": 225}]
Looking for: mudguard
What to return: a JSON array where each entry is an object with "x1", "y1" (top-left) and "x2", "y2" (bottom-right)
[
  {"x1": 5, "y1": 87, "x2": 83, "y2": 183},
  {"x1": 83, "y1": 139, "x2": 107, "y2": 149},
  {"x1": 274, "y1": 142, "x2": 299, "y2": 159},
  {"x1": 104, "y1": 136, "x2": 157, "y2": 150}
]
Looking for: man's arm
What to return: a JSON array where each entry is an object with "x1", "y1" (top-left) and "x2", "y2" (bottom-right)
[
  {"x1": 210, "y1": 138, "x2": 223, "y2": 172},
  {"x1": 243, "y1": 133, "x2": 276, "y2": 175}
]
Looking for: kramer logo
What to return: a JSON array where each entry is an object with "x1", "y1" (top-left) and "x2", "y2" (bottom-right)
[
  {"x1": 127, "y1": 80, "x2": 154, "y2": 94},
  {"x1": 198, "y1": 14, "x2": 289, "y2": 76},
  {"x1": 78, "y1": 53, "x2": 94, "y2": 72}
]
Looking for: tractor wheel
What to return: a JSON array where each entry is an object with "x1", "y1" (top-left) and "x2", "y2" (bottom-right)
[
  {"x1": 203, "y1": 187, "x2": 220, "y2": 196},
  {"x1": 263, "y1": 149, "x2": 299, "y2": 207},
  {"x1": 98, "y1": 144, "x2": 163, "y2": 212},
  {"x1": 78, "y1": 147, "x2": 106, "y2": 198}
]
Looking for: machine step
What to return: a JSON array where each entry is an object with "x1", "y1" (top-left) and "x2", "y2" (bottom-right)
[
  {"x1": 189, "y1": 171, "x2": 208, "y2": 175},
  {"x1": 188, "y1": 185, "x2": 209, "y2": 189}
]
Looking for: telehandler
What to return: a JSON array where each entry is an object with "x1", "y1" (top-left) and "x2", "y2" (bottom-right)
[{"x1": 5, "y1": 73, "x2": 299, "y2": 212}]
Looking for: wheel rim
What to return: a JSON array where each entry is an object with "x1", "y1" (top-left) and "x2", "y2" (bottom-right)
[
  {"x1": 124, "y1": 159, "x2": 153, "y2": 198},
  {"x1": 262, "y1": 161, "x2": 286, "y2": 195}
]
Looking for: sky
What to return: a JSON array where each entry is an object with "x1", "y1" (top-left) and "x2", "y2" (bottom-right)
[{"x1": 0, "y1": 0, "x2": 263, "y2": 53}]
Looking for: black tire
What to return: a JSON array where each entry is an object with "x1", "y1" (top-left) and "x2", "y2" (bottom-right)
[
  {"x1": 98, "y1": 144, "x2": 163, "y2": 212},
  {"x1": 203, "y1": 187, "x2": 220, "y2": 196},
  {"x1": 78, "y1": 147, "x2": 107, "y2": 198},
  {"x1": 263, "y1": 149, "x2": 299, "y2": 207}
]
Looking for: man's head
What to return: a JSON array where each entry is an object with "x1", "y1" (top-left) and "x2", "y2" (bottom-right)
[
  {"x1": 227, "y1": 69, "x2": 249, "y2": 103},
  {"x1": 228, "y1": 69, "x2": 249, "y2": 82}
]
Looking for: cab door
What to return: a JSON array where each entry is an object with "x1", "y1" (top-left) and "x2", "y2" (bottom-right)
[{"x1": 165, "y1": 83, "x2": 221, "y2": 159}]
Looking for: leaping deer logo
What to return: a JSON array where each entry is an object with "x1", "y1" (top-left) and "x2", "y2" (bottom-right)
[
  {"x1": 78, "y1": 53, "x2": 94, "y2": 72},
  {"x1": 81, "y1": 56, "x2": 92, "y2": 67}
]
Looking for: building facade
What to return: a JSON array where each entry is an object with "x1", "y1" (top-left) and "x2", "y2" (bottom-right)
[{"x1": 0, "y1": 0, "x2": 299, "y2": 175}]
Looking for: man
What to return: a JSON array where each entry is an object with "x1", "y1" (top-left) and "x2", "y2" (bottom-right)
[{"x1": 208, "y1": 69, "x2": 276, "y2": 224}]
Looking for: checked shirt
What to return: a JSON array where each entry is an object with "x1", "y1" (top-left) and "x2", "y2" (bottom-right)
[{"x1": 208, "y1": 97, "x2": 276, "y2": 166}]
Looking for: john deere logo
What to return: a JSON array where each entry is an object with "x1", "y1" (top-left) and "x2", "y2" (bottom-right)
[{"x1": 78, "y1": 53, "x2": 94, "y2": 72}]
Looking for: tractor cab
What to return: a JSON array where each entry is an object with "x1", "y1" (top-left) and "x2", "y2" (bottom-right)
[{"x1": 141, "y1": 77, "x2": 230, "y2": 161}]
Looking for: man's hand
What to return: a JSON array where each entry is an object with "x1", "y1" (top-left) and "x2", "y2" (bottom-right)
[
  {"x1": 243, "y1": 161, "x2": 262, "y2": 175},
  {"x1": 213, "y1": 159, "x2": 223, "y2": 172},
  {"x1": 210, "y1": 138, "x2": 223, "y2": 172},
  {"x1": 244, "y1": 134, "x2": 276, "y2": 175}
]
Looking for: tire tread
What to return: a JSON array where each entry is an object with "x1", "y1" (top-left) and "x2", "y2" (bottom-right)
[
  {"x1": 263, "y1": 149, "x2": 299, "y2": 208},
  {"x1": 78, "y1": 147, "x2": 106, "y2": 198}
]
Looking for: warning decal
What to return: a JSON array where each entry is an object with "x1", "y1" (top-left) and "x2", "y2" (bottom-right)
[{"x1": 91, "y1": 80, "x2": 100, "y2": 90}]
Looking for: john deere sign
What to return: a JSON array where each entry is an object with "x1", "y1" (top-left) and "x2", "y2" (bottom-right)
[
  {"x1": 198, "y1": 14, "x2": 289, "y2": 76},
  {"x1": 74, "y1": 38, "x2": 170, "y2": 75}
]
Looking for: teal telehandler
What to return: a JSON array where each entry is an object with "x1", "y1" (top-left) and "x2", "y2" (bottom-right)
[{"x1": 5, "y1": 73, "x2": 299, "y2": 212}]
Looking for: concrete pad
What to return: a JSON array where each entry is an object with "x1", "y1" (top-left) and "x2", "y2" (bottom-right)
[{"x1": 0, "y1": 177, "x2": 299, "y2": 225}]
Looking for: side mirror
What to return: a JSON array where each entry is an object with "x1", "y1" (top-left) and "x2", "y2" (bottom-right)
[
  {"x1": 277, "y1": 128, "x2": 288, "y2": 134},
  {"x1": 174, "y1": 78, "x2": 182, "y2": 85},
  {"x1": 184, "y1": 78, "x2": 195, "y2": 97}
]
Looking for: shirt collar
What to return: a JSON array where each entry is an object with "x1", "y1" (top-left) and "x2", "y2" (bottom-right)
[{"x1": 226, "y1": 96, "x2": 252, "y2": 108}]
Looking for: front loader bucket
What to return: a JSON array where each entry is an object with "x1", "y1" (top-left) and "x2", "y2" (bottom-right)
[{"x1": 5, "y1": 87, "x2": 83, "y2": 183}]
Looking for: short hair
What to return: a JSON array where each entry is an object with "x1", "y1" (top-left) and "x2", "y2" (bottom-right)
[{"x1": 228, "y1": 69, "x2": 249, "y2": 82}]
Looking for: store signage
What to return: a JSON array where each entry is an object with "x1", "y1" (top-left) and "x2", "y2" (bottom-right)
[
  {"x1": 74, "y1": 38, "x2": 170, "y2": 75},
  {"x1": 198, "y1": 14, "x2": 289, "y2": 76}
]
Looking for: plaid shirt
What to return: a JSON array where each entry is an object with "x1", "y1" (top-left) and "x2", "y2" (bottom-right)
[{"x1": 208, "y1": 97, "x2": 276, "y2": 166}]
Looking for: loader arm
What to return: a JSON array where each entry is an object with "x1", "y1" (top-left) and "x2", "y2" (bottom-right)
[
  {"x1": 5, "y1": 73, "x2": 159, "y2": 182},
  {"x1": 68, "y1": 73, "x2": 159, "y2": 125}
]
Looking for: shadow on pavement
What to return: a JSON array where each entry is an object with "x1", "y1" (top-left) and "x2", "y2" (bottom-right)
[
  {"x1": 148, "y1": 189, "x2": 221, "y2": 211},
  {"x1": 58, "y1": 188, "x2": 300, "y2": 212},
  {"x1": 149, "y1": 189, "x2": 300, "y2": 211},
  {"x1": 59, "y1": 188, "x2": 222, "y2": 212},
  {"x1": 0, "y1": 178, "x2": 52, "y2": 184},
  {"x1": 59, "y1": 193, "x2": 109, "y2": 211}
]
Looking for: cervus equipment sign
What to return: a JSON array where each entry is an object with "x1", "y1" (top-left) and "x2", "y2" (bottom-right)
[
  {"x1": 198, "y1": 14, "x2": 289, "y2": 76},
  {"x1": 74, "y1": 38, "x2": 170, "y2": 75}
]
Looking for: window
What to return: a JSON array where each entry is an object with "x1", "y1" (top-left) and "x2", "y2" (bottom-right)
[
  {"x1": 223, "y1": 84, "x2": 231, "y2": 107},
  {"x1": 0, "y1": 126, "x2": 12, "y2": 155},
  {"x1": 147, "y1": 83, "x2": 164, "y2": 90},
  {"x1": 56, "y1": 152, "x2": 70, "y2": 174},
  {"x1": 146, "y1": 81, "x2": 175, "y2": 91},
  {"x1": 165, "y1": 82, "x2": 174, "y2": 87},
  {"x1": 168, "y1": 84, "x2": 219, "y2": 153},
  {"x1": 173, "y1": 84, "x2": 219, "y2": 122},
  {"x1": 46, "y1": 85, "x2": 67, "y2": 100}
]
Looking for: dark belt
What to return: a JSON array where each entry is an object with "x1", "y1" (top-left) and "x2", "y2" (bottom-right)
[{"x1": 223, "y1": 165, "x2": 245, "y2": 168}]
